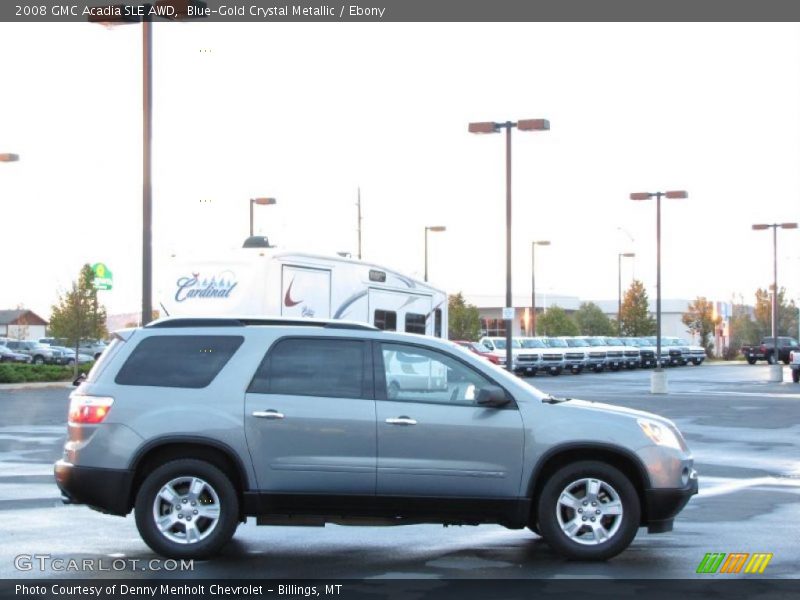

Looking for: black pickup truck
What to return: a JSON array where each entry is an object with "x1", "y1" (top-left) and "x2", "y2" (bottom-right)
[{"x1": 741, "y1": 336, "x2": 800, "y2": 365}]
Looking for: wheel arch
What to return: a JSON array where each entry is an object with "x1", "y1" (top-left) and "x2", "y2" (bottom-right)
[
  {"x1": 128, "y1": 437, "x2": 251, "y2": 518},
  {"x1": 527, "y1": 443, "x2": 651, "y2": 525}
]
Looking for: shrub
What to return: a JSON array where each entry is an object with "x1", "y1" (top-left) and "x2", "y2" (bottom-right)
[{"x1": 0, "y1": 363, "x2": 92, "y2": 384}]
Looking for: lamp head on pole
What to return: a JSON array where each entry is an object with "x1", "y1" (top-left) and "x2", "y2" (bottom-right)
[
  {"x1": 251, "y1": 197, "x2": 277, "y2": 206},
  {"x1": 468, "y1": 122, "x2": 499, "y2": 134},
  {"x1": 426, "y1": 225, "x2": 446, "y2": 232}
]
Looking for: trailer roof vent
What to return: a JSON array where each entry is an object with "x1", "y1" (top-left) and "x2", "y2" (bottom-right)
[{"x1": 243, "y1": 236, "x2": 272, "y2": 248}]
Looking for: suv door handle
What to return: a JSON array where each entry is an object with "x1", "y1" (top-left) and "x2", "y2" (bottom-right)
[
  {"x1": 252, "y1": 410, "x2": 285, "y2": 420},
  {"x1": 385, "y1": 417, "x2": 417, "y2": 426}
]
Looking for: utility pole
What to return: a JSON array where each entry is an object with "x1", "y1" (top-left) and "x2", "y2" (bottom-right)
[{"x1": 357, "y1": 187, "x2": 362, "y2": 260}]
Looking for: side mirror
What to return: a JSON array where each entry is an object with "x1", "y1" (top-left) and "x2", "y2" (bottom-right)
[
  {"x1": 72, "y1": 373, "x2": 86, "y2": 387},
  {"x1": 477, "y1": 386, "x2": 510, "y2": 408}
]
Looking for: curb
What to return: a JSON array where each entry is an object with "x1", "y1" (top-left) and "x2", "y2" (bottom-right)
[{"x1": 0, "y1": 381, "x2": 73, "y2": 391}]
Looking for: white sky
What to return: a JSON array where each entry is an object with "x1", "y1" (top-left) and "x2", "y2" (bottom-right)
[{"x1": 1, "y1": 22, "x2": 800, "y2": 318}]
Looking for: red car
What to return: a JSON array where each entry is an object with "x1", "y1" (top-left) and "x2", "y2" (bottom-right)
[{"x1": 453, "y1": 340, "x2": 504, "y2": 366}]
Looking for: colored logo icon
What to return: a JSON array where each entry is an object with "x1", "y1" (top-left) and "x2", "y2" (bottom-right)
[{"x1": 696, "y1": 552, "x2": 773, "y2": 574}]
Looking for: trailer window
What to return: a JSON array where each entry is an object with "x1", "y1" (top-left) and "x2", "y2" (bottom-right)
[
  {"x1": 405, "y1": 313, "x2": 426, "y2": 335},
  {"x1": 434, "y1": 309, "x2": 443, "y2": 338},
  {"x1": 374, "y1": 310, "x2": 397, "y2": 331}
]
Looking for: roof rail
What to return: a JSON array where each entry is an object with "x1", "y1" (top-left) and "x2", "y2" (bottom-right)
[{"x1": 146, "y1": 318, "x2": 378, "y2": 331}]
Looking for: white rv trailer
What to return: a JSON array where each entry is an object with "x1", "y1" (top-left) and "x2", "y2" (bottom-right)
[{"x1": 159, "y1": 244, "x2": 448, "y2": 338}]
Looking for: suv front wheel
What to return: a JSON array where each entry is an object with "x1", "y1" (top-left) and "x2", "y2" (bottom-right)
[
  {"x1": 134, "y1": 459, "x2": 239, "y2": 559},
  {"x1": 537, "y1": 461, "x2": 640, "y2": 561}
]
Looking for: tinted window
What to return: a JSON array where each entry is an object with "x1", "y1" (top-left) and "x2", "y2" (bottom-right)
[
  {"x1": 434, "y1": 309, "x2": 442, "y2": 338},
  {"x1": 405, "y1": 313, "x2": 427, "y2": 335},
  {"x1": 249, "y1": 338, "x2": 365, "y2": 398},
  {"x1": 115, "y1": 335, "x2": 243, "y2": 388},
  {"x1": 374, "y1": 310, "x2": 397, "y2": 331},
  {"x1": 380, "y1": 343, "x2": 499, "y2": 406}
]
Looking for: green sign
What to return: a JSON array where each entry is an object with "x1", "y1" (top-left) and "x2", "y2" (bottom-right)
[{"x1": 92, "y1": 262, "x2": 113, "y2": 291}]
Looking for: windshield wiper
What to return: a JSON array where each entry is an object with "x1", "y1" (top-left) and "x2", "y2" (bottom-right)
[{"x1": 542, "y1": 395, "x2": 572, "y2": 404}]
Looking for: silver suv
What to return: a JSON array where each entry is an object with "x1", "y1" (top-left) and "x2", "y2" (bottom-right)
[{"x1": 55, "y1": 317, "x2": 697, "y2": 561}]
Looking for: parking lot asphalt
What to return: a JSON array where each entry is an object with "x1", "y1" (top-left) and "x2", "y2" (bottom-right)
[{"x1": 0, "y1": 364, "x2": 798, "y2": 579}]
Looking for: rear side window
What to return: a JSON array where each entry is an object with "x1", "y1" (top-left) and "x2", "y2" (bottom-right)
[
  {"x1": 249, "y1": 338, "x2": 367, "y2": 398},
  {"x1": 115, "y1": 335, "x2": 243, "y2": 388},
  {"x1": 434, "y1": 309, "x2": 442, "y2": 338}
]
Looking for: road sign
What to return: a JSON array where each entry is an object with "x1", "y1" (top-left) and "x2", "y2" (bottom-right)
[
  {"x1": 92, "y1": 263, "x2": 113, "y2": 291},
  {"x1": 502, "y1": 307, "x2": 514, "y2": 320}
]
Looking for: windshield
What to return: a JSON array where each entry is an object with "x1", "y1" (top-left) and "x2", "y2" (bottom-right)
[
  {"x1": 545, "y1": 338, "x2": 568, "y2": 348},
  {"x1": 605, "y1": 338, "x2": 623, "y2": 346},
  {"x1": 493, "y1": 339, "x2": 522, "y2": 350},
  {"x1": 566, "y1": 338, "x2": 589, "y2": 347},
  {"x1": 587, "y1": 338, "x2": 606, "y2": 346},
  {"x1": 519, "y1": 338, "x2": 546, "y2": 349}
]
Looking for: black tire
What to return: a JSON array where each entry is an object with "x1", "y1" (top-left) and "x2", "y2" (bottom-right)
[
  {"x1": 746, "y1": 357, "x2": 757, "y2": 365},
  {"x1": 792, "y1": 369, "x2": 799, "y2": 384},
  {"x1": 549, "y1": 367, "x2": 562, "y2": 376},
  {"x1": 571, "y1": 366, "x2": 583, "y2": 375},
  {"x1": 32, "y1": 355, "x2": 45, "y2": 365},
  {"x1": 782, "y1": 358, "x2": 790, "y2": 366},
  {"x1": 134, "y1": 459, "x2": 239, "y2": 559},
  {"x1": 593, "y1": 366, "x2": 605, "y2": 373},
  {"x1": 537, "y1": 461, "x2": 640, "y2": 561},
  {"x1": 66, "y1": 358, "x2": 75, "y2": 366},
  {"x1": 767, "y1": 353, "x2": 777, "y2": 365}
]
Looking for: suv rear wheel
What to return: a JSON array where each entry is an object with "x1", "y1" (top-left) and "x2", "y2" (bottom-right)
[
  {"x1": 537, "y1": 461, "x2": 640, "y2": 560},
  {"x1": 134, "y1": 459, "x2": 239, "y2": 559}
]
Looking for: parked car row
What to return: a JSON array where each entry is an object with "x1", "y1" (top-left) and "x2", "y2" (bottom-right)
[
  {"x1": 0, "y1": 337, "x2": 107, "y2": 366},
  {"x1": 470, "y1": 335, "x2": 706, "y2": 377}
]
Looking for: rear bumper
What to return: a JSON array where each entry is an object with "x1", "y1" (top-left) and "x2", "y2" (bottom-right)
[
  {"x1": 54, "y1": 460, "x2": 133, "y2": 516},
  {"x1": 644, "y1": 471, "x2": 698, "y2": 533}
]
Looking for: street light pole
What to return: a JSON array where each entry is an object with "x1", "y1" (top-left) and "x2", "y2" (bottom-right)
[
  {"x1": 631, "y1": 190, "x2": 688, "y2": 394},
  {"x1": 142, "y1": 4, "x2": 153, "y2": 326},
  {"x1": 424, "y1": 226, "x2": 446, "y2": 282},
  {"x1": 249, "y1": 197, "x2": 277, "y2": 237},
  {"x1": 469, "y1": 118, "x2": 550, "y2": 372},
  {"x1": 531, "y1": 240, "x2": 551, "y2": 336},
  {"x1": 618, "y1": 252, "x2": 635, "y2": 335},
  {"x1": 89, "y1": 1, "x2": 207, "y2": 326},
  {"x1": 752, "y1": 221, "x2": 798, "y2": 381}
]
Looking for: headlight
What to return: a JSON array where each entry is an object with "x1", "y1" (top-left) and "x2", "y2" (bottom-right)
[{"x1": 637, "y1": 418, "x2": 683, "y2": 450}]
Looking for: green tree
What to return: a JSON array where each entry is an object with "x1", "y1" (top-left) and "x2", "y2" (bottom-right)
[
  {"x1": 537, "y1": 305, "x2": 579, "y2": 336},
  {"x1": 619, "y1": 279, "x2": 656, "y2": 336},
  {"x1": 49, "y1": 264, "x2": 108, "y2": 361},
  {"x1": 573, "y1": 302, "x2": 615, "y2": 336},
  {"x1": 728, "y1": 303, "x2": 759, "y2": 359},
  {"x1": 447, "y1": 292, "x2": 481, "y2": 341},
  {"x1": 681, "y1": 297, "x2": 721, "y2": 357},
  {"x1": 753, "y1": 287, "x2": 799, "y2": 338}
]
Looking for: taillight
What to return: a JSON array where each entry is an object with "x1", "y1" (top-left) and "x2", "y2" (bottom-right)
[{"x1": 68, "y1": 394, "x2": 114, "y2": 424}]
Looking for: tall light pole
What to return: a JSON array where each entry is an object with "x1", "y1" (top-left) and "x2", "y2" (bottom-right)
[
  {"x1": 617, "y1": 252, "x2": 635, "y2": 334},
  {"x1": 631, "y1": 190, "x2": 687, "y2": 394},
  {"x1": 356, "y1": 187, "x2": 363, "y2": 260},
  {"x1": 89, "y1": 1, "x2": 206, "y2": 326},
  {"x1": 250, "y1": 197, "x2": 277, "y2": 237},
  {"x1": 0, "y1": 154, "x2": 20, "y2": 162},
  {"x1": 531, "y1": 240, "x2": 551, "y2": 336},
  {"x1": 752, "y1": 222, "x2": 798, "y2": 381},
  {"x1": 469, "y1": 118, "x2": 550, "y2": 371},
  {"x1": 424, "y1": 226, "x2": 446, "y2": 282}
]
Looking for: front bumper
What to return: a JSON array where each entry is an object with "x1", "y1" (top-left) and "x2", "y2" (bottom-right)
[
  {"x1": 644, "y1": 470, "x2": 698, "y2": 533},
  {"x1": 54, "y1": 460, "x2": 133, "y2": 516}
]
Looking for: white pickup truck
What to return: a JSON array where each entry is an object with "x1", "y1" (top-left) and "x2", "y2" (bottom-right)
[{"x1": 791, "y1": 350, "x2": 800, "y2": 383}]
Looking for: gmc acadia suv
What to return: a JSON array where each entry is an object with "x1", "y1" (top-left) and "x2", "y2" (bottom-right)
[{"x1": 55, "y1": 317, "x2": 697, "y2": 561}]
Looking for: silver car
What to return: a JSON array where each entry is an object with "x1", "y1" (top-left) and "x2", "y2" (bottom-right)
[{"x1": 55, "y1": 317, "x2": 697, "y2": 561}]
